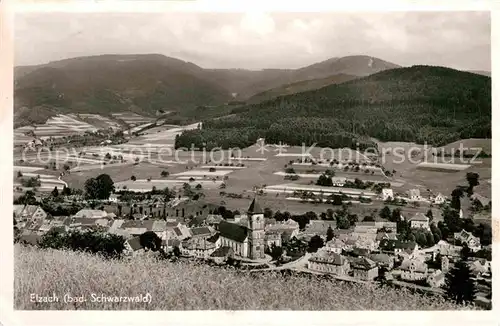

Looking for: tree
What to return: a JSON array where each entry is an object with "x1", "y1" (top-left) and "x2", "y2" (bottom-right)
[
  {"x1": 269, "y1": 244, "x2": 284, "y2": 262},
  {"x1": 460, "y1": 244, "x2": 471, "y2": 259},
  {"x1": 425, "y1": 232, "x2": 435, "y2": 247},
  {"x1": 363, "y1": 215, "x2": 375, "y2": 222},
  {"x1": 130, "y1": 175, "x2": 137, "y2": 181},
  {"x1": 16, "y1": 171, "x2": 23, "y2": 178},
  {"x1": 450, "y1": 187, "x2": 464, "y2": 211},
  {"x1": 307, "y1": 235, "x2": 324, "y2": 253},
  {"x1": 172, "y1": 246, "x2": 181, "y2": 257},
  {"x1": 332, "y1": 195, "x2": 343, "y2": 206},
  {"x1": 84, "y1": 174, "x2": 115, "y2": 200},
  {"x1": 161, "y1": 170, "x2": 170, "y2": 177},
  {"x1": 326, "y1": 226, "x2": 334, "y2": 242},
  {"x1": 336, "y1": 213, "x2": 350, "y2": 230},
  {"x1": 263, "y1": 207, "x2": 273, "y2": 218},
  {"x1": 444, "y1": 259, "x2": 477, "y2": 305},
  {"x1": 347, "y1": 214, "x2": 358, "y2": 226},
  {"x1": 195, "y1": 183, "x2": 202, "y2": 190},
  {"x1": 139, "y1": 231, "x2": 162, "y2": 252},
  {"x1": 379, "y1": 206, "x2": 391, "y2": 220},
  {"x1": 465, "y1": 172, "x2": 479, "y2": 196},
  {"x1": 326, "y1": 208, "x2": 334, "y2": 220},
  {"x1": 51, "y1": 186, "x2": 59, "y2": 198},
  {"x1": 316, "y1": 174, "x2": 333, "y2": 187},
  {"x1": 61, "y1": 185, "x2": 71, "y2": 196},
  {"x1": 390, "y1": 208, "x2": 402, "y2": 222},
  {"x1": 425, "y1": 209, "x2": 434, "y2": 222}
]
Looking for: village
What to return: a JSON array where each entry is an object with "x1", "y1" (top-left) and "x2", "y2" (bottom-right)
[{"x1": 13, "y1": 179, "x2": 493, "y2": 309}]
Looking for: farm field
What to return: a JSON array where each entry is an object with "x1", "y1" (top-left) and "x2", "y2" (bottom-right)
[
  {"x1": 15, "y1": 245, "x2": 471, "y2": 310},
  {"x1": 416, "y1": 162, "x2": 471, "y2": 171},
  {"x1": 111, "y1": 112, "x2": 154, "y2": 126},
  {"x1": 264, "y1": 183, "x2": 378, "y2": 197},
  {"x1": 115, "y1": 179, "x2": 223, "y2": 192},
  {"x1": 75, "y1": 114, "x2": 122, "y2": 130}
]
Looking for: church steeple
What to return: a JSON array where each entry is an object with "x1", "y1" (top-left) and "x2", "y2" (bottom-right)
[
  {"x1": 247, "y1": 197, "x2": 263, "y2": 215},
  {"x1": 246, "y1": 197, "x2": 265, "y2": 260}
]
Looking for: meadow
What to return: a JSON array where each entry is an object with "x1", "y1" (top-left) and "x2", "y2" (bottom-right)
[{"x1": 14, "y1": 245, "x2": 474, "y2": 310}]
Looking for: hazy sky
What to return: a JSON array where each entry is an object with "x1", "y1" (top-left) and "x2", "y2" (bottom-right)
[{"x1": 15, "y1": 11, "x2": 491, "y2": 71}]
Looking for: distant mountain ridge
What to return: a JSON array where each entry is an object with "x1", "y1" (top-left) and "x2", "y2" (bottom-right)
[
  {"x1": 175, "y1": 65, "x2": 491, "y2": 150},
  {"x1": 13, "y1": 54, "x2": 400, "y2": 127}
]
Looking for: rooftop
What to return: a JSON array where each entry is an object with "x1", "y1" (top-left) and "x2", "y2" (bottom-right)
[
  {"x1": 247, "y1": 198, "x2": 263, "y2": 215},
  {"x1": 219, "y1": 221, "x2": 248, "y2": 243}
]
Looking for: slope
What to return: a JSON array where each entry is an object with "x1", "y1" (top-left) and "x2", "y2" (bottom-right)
[
  {"x1": 247, "y1": 73, "x2": 358, "y2": 104},
  {"x1": 14, "y1": 54, "x2": 233, "y2": 126},
  {"x1": 176, "y1": 65, "x2": 491, "y2": 150}
]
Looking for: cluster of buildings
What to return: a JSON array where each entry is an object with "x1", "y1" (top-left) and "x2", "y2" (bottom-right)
[
  {"x1": 305, "y1": 217, "x2": 490, "y2": 289},
  {"x1": 381, "y1": 188, "x2": 448, "y2": 205},
  {"x1": 14, "y1": 198, "x2": 300, "y2": 264}
]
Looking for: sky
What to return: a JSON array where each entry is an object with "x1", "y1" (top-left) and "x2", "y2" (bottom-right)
[{"x1": 15, "y1": 11, "x2": 491, "y2": 71}]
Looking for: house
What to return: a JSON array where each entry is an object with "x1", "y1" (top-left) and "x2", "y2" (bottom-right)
[
  {"x1": 124, "y1": 237, "x2": 144, "y2": 256},
  {"x1": 382, "y1": 188, "x2": 394, "y2": 201},
  {"x1": 409, "y1": 213, "x2": 430, "y2": 230},
  {"x1": 433, "y1": 240, "x2": 462, "y2": 259},
  {"x1": 470, "y1": 193, "x2": 490, "y2": 208},
  {"x1": 349, "y1": 257, "x2": 378, "y2": 280},
  {"x1": 368, "y1": 253, "x2": 394, "y2": 270},
  {"x1": 66, "y1": 217, "x2": 112, "y2": 231},
  {"x1": 348, "y1": 232, "x2": 378, "y2": 251},
  {"x1": 427, "y1": 270, "x2": 445, "y2": 288},
  {"x1": 454, "y1": 230, "x2": 481, "y2": 252},
  {"x1": 399, "y1": 258, "x2": 428, "y2": 281},
  {"x1": 152, "y1": 220, "x2": 168, "y2": 240},
  {"x1": 206, "y1": 214, "x2": 223, "y2": 229},
  {"x1": 304, "y1": 220, "x2": 337, "y2": 238},
  {"x1": 432, "y1": 193, "x2": 446, "y2": 205},
  {"x1": 181, "y1": 237, "x2": 217, "y2": 258},
  {"x1": 308, "y1": 251, "x2": 350, "y2": 276},
  {"x1": 73, "y1": 209, "x2": 108, "y2": 219},
  {"x1": 376, "y1": 232, "x2": 398, "y2": 242},
  {"x1": 210, "y1": 246, "x2": 235, "y2": 264},
  {"x1": 217, "y1": 198, "x2": 266, "y2": 260},
  {"x1": 265, "y1": 221, "x2": 300, "y2": 244},
  {"x1": 108, "y1": 194, "x2": 119, "y2": 203},
  {"x1": 379, "y1": 240, "x2": 419, "y2": 256},
  {"x1": 331, "y1": 177, "x2": 347, "y2": 187},
  {"x1": 13, "y1": 205, "x2": 47, "y2": 222},
  {"x1": 325, "y1": 238, "x2": 346, "y2": 254},
  {"x1": 468, "y1": 258, "x2": 491, "y2": 276},
  {"x1": 162, "y1": 238, "x2": 181, "y2": 252},
  {"x1": 189, "y1": 226, "x2": 214, "y2": 239},
  {"x1": 353, "y1": 222, "x2": 378, "y2": 234},
  {"x1": 264, "y1": 231, "x2": 282, "y2": 250},
  {"x1": 407, "y1": 189, "x2": 421, "y2": 201}
]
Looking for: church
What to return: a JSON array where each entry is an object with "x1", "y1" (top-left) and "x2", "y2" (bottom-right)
[{"x1": 217, "y1": 198, "x2": 266, "y2": 260}]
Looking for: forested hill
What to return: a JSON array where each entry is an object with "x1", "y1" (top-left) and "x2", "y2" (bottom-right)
[
  {"x1": 175, "y1": 65, "x2": 491, "y2": 150},
  {"x1": 14, "y1": 54, "x2": 232, "y2": 118}
]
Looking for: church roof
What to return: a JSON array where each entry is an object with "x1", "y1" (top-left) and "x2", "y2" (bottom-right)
[
  {"x1": 219, "y1": 220, "x2": 248, "y2": 242},
  {"x1": 247, "y1": 198, "x2": 263, "y2": 215}
]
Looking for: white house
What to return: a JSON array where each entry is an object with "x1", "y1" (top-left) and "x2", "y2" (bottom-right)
[
  {"x1": 73, "y1": 209, "x2": 108, "y2": 219},
  {"x1": 407, "y1": 189, "x2": 421, "y2": 201},
  {"x1": 382, "y1": 188, "x2": 394, "y2": 201},
  {"x1": 409, "y1": 213, "x2": 430, "y2": 230},
  {"x1": 432, "y1": 193, "x2": 446, "y2": 205},
  {"x1": 454, "y1": 230, "x2": 481, "y2": 252}
]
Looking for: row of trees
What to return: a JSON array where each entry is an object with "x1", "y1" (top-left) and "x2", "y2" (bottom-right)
[{"x1": 38, "y1": 229, "x2": 126, "y2": 259}]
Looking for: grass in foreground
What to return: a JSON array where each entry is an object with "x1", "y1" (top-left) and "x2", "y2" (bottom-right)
[{"x1": 15, "y1": 245, "x2": 475, "y2": 310}]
